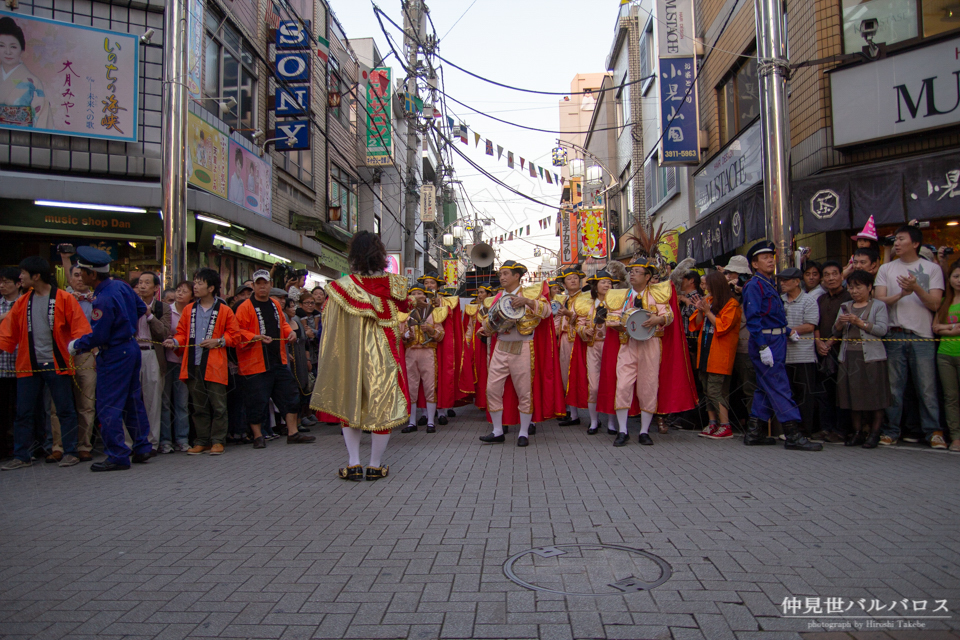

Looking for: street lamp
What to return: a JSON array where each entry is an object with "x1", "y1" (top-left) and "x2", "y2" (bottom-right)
[
  {"x1": 586, "y1": 164, "x2": 603, "y2": 184},
  {"x1": 452, "y1": 225, "x2": 464, "y2": 239},
  {"x1": 442, "y1": 232, "x2": 454, "y2": 246},
  {"x1": 569, "y1": 158, "x2": 585, "y2": 178}
]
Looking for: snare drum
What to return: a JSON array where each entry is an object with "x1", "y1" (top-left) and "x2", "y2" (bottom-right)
[
  {"x1": 487, "y1": 295, "x2": 526, "y2": 333},
  {"x1": 622, "y1": 307, "x2": 655, "y2": 341}
]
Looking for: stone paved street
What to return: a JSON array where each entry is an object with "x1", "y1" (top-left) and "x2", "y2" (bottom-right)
[{"x1": 2, "y1": 406, "x2": 960, "y2": 640}]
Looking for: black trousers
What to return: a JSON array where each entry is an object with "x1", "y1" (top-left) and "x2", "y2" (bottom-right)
[{"x1": 786, "y1": 362, "x2": 822, "y2": 435}]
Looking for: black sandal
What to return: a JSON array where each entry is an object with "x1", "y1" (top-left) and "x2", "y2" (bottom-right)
[
  {"x1": 365, "y1": 465, "x2": 389, "y2": 481},
  {"x1": 338, "y1": 465, "x2": 364, "y2": 481}
]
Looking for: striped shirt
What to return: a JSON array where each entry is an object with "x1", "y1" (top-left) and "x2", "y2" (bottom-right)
[{"x1": 781, "y1": 290, "x2": 819, "y2": 364}]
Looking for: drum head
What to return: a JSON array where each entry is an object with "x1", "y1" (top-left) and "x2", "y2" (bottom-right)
[
  {"x1": 499, "y1": 295, "x2": 527, "y2": 320},
  {"x1": 624, "y1": 308, "x2": 654, "y2": 341},
  {"x1": 550, "y1": 300, "x2": 562, "y2": 315}
]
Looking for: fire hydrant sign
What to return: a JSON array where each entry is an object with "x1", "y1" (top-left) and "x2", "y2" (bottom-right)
[{"x1": 0, "y1": 10, "x2": 140, "y2": 142}]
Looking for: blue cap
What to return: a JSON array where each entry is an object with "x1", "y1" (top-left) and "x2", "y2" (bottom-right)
[
  {"x1": 746, "y1": 240, "x2": 776, "y2": 264},
  {"x1": 75, "y1": 246, "x2": 112, "y2": 273}
]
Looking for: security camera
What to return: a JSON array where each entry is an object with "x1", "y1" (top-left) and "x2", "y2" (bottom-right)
[
  {"x1": 859, "y1": 18, "x2": 879, "y2": 41},
  {"x1": 252, "y1": 129, "x2": 265, "y2": 142},
  {"x1": 218, "y1": 96, "x2": 237, "y2": 114},
  {"x1": 140, "y1": 28, "x2": 155, "y2": 45}
]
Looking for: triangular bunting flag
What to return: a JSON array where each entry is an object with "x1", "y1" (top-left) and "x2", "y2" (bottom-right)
[
  {"x1": 474, "y1": 132, "x2": 481, "y2": 147},
  {"x1": 507, "y1": 152, "x2": 514, "y2": 168},
  {"x1": 526, "y1": 225, "x2": 530, "y2": 235},
  {"x1": 546, "y1": 172, "x2": 553, "y2": 184},
  {"x1": 538, "y1": 166, "x2": 543, "y2": 179},
  {"x1": 554, "y1": 173, "x2": 560, "y2": 184},
  {"x1": 447, "y1": 116, "x2": 454, "y2": 130},
  {"x1": 485, "y1": 139, "x2": 493, "y2": 156},
  {"x1": 529, "y1": 163, "x2": 536, "y2": 178},
  {"x1": 459, "y1": 125, "x2": 468, "y2": 144},
  {"x1": 497, "y1": 146, "x2": 504, "y2": 160},
  {"x1": 508, "y1": 232, "x2": 514, "y2": 241},
  {"x1": 520, "y1": 158, "x2": 526, "y2": 170},
  {"x1": 561, "y1": 177, "x2": 566, "y2": 186}
]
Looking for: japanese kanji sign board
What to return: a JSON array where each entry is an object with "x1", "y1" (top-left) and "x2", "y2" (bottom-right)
[
  {"x1": 365, "y1": 67, "x2": 393, "y2": 166},
  {"x1": 0, "y1": 10, "x2": 139, "y2": 142},
  {"x1": 658, "y1": 56, "x2": 700, "y2": 166}
]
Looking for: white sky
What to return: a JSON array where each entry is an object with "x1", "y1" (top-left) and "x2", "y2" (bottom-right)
[{"x1": 331, "y1": 0, "x2": 620, "y2": 269}]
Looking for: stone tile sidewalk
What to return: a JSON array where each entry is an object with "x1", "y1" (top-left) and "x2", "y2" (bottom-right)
[{"x1": 1, "y1": 406, "x2": 959, "y2": 640}]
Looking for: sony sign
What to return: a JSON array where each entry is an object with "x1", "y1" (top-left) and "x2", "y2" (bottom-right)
[
  {"x1": 832, "y1": 37, "x2": 960, "y2": 146},
  {"x1": 657, "y1": 0, "x2": 695, "y2": 58}
]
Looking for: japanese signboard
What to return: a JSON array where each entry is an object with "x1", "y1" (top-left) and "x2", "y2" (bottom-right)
[
  {"x1": 420, "y1": 184, "x2": 436, "y2": 223},
  {"x1": 578, "y1": 208, "x2": 607, "y2": 258},
  {"x1": 559, "y1": 208, "x2": 579, "y2": 264},
  {"x1": 0, "y1": 10, "x2": 139, "y2": 142},
  {"x1": 658, "y1": 57, "x2": 700, "y2": 166},
  {"x1": 656, "y1": 0, "x2": 696, "y2": 58},
  {"x1": 186, "y1": 0, "x2": 204, "y2": 99},
  {"x1": 187, "y1": 112, "x2": 229, "y2": 199},
  {"x1": 365, "y1": 67, "x2": 393, "y2": 166},
  {"x1": 443, "y1": 259, "x2": 459, "y2": 285},
  {"x1": 228, "y1": 140, "x2": 272, "y2": 218}
]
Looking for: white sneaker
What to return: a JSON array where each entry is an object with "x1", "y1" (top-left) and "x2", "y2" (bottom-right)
[
  {"x1": 58, "y1": 455, "x2": 79, "y2": 467},
  {"x1": 1, "y1": 458, "x2": 32, "y2": 471},
  {"x1": 159, "y1": 443, "x2": 174, "y2": 454},
  {"x1": 174, "y1": 442, "x2": 190, "y2": 452}
]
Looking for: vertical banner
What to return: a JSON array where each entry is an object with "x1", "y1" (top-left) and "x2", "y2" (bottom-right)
[
  {"x1": 443, "y1": 259, "x2": 459, "y2": 285},
  {"x1": 656, "y1": 0, "x2": 695, "y2": 57},
  {"x1": 227, "y1": 140, "x2": 272, "y2": 218},
  {"x1": 0, "y1": 10, "x2": 140, "y2": 141},
  {"x1": 420, "y1": 184, "x2": 436, "y2": 222},
  {"x1": 186, "y1": 0, "x2": 204, "y2": 99},
  {"x1": 365, "y1": 67, "x2": 393, "y2": 166},
  {"x1": 658, "y1": 57, "x2": 700, "y2": 165},
  {"x1": 578, "y1": 208, "x2": 607, "y2": 258},
  {"x1": 186, "y1": 112, "x2": 229, "y2": 199},
  {"x1": 559, "y1": 208, "x2": 579, "y2": 264}
]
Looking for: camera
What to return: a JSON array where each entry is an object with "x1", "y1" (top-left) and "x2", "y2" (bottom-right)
[
  {"x1": 944, "y1": 248, "x2": 955, "y2": 256},
  {"x1": 57, "y1": 243, "x2": 75, "y2": 255},
  {"x1": 859, "y1": 18, "x2": 878, "y2": 40},
  {"x1": 879, "y1": 235, "x2": 896, "y2": 247},
  {"x1": 275, "y1": 262, "x2": 308, "y2": 283}
]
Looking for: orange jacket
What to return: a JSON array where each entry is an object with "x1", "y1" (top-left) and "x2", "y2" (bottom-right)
[
  {"x1": 234, "y1": 297, "x2": 292, "y2": 375},
  {"x1": 173, "y1": 300, "x2": 241, "y2": 385},
  {"x1": 0, "y1": 288, "x2": 91, "y2": 377},
  {"x1": 689, "y1": 297, "x2": 741, "y2": 376}
]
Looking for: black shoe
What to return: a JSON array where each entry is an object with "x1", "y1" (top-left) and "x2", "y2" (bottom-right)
[
  {"x1": 783, "y1": 421, "x2": 823, "y2": 451},
  {"x1": 613, "y1": 432, "x2": 629, "y2": 447},
  {"x1": 90, "y1": 461, "x2": 130, "y2": 472},
  {"x1": 845, "y1": 431, "x2": 867, "y2": 447},
  {"x1": 743, "y1": 417, "x2": 777, "y2": 446},
  {"x1": 528, "y1": 424, "x2": 536, "y2": 435},
  {"x1": 558, "y1": 418, "x2": 581, "y2": 426},
  {"x1": 587, "y1": 426, "x2": 599, "y2": 435},
  {"x1": 418, "y1": 416, "x2": 427, "y2": 426},
  {"x1": 338, "y1": 465, "x2": 363, "y2": 481},
  {"x1": 298, "y1": 425, "x2": 312, "y2": 433},
  {"x1": 446, "y1": 409, "x2": 456, "y2": 417},
  {"x1": 437, "y1": 414, "x2": 448, "y2": 426},
  {"x1": 503, "y1": 425, "x2": 510, "y2": 434},
  {"x1": 131, "y1": 452, "x2": 151, "y2": 464},
  {"x1": 426, "y1": 425, "x2": 436, "y2": 433},
  {"x1": 479, "y1": 433, "x2": 505, "y2": 443},
  {"x1": 862, "y1": 432, "x2": 881, "y2": 449},
  {"x1": 607, "y1": 427, "x2": 618, "y2": 436},
  {"x1": 638, "y1": 433, "x2": 654, "y2": 446},
  {"x1": 252, "y1": 436, "x2": 266, "y2": 449},
  {"x1": 517, "y1": 436, "x2": 529, "y2": 447},
  {"x1": 401, "y1": 425, "x2": 417, "y2": 433}
]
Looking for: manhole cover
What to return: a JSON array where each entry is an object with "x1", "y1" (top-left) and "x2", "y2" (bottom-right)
[{"x1": 502, "y1": 544, "x2": 672, "y2": 596}]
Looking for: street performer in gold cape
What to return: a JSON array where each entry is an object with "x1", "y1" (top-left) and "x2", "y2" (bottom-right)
[{"x1": 310, "y1": 231, "x2": 411, "y2": 482}]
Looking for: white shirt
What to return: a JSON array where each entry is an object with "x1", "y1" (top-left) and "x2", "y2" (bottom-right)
[{"x1": 875, "y1": 257, "x2": 944, "y2": 338}]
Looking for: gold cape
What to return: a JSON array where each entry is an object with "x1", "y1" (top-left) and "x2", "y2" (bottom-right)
[{"x1": 310, "y1": 273, "x2": 410, "y2": 432}]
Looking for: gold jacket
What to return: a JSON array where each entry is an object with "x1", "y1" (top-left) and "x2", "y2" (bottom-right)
[{"x1": 482, "y1": 284, "x2": 549, "y2": 336}]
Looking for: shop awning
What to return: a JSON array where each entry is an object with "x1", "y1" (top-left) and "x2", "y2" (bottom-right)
[{"x1": 678, "y1": 185, "x2": 765, "y2": 265}]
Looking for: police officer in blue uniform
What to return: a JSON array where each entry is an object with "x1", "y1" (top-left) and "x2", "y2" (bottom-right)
[
  {"x1": 68, "y1": 247, "x2": 154, "y2": 471},
  {"x1": 741, "y1": 240, "x2": 822, "y2": 451}
]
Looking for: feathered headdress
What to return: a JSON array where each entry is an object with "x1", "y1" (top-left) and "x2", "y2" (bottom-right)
[{"x1": 626, "y1": 222, "x2": 668, "y2": 275}]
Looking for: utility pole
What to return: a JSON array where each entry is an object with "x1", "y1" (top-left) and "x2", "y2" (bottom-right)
[
  {"x1": 402, "y1": 0, "x2": 422, "y2": 272},
  {"x1": 755, "y1": 0, "x2": 793, "y2": 271},
  {"x1": 161, "y1": 0, "x2": 188, "y2": 288}
]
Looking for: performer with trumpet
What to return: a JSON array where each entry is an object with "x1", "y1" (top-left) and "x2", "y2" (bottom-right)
[
  {"x1": 418, "y1": 272, "x2": 462, "y2": 425},
  {"x1": 479, "y1": 261, "x2": 564, "y2": 446},
  {"x1": 460, "y1": 283, "x2": 494, "y2": 410},
  {"x1": 400, "y1": 285, "x2": 445, "y2": 433},
  {"x1": 553, "y1": 265, "x2": 586, "y2": 426}
]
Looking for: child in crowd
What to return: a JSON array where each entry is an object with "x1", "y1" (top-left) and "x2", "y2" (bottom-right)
[
  {"x1": 834, "y1": 270, "x2": 889, "y2": 448},
  {"x1": 689, "y1": 271, "x2": 742, "y2": 439},
  {"x1": 933, "y1": 259, "x2": 960, "y2": 452}
]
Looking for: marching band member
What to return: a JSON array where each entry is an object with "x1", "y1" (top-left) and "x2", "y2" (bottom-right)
[
  {"x1": 418, "y1": 272, "x2": 462, "y2": 425},
  {"x1": 741, "y1": 240, "x2": 822, "y2": 451},
  {"x1": 575, "y1": 269, "x2": 620, "y2": 435},
  {"x1": 460, "y1": 283, "x2": 493, "y2": 410},
  {"x1": 400, "y1": 285, "x2": 445, "y2": 433},
  {"x1": 610, "y1": 257, "x2": 673, "y2": 446},
  {"x1": 479, "y1": 261, "x2": 564, "y2": 446},
  {"x1": 554, "y1": 266, "x2": 586, "y2": 426}
]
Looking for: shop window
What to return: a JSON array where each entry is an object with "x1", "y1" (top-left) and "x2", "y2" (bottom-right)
[
  {"x1": 644, "y1": 153, "x2": 678, "y2": 215},
  {"x1": 639, "y1": 21, "x2": 654, "y2": 90},
  {"x1": 282, "y1": 145, "x2": 313, "y2": 188},
  {"x1": 203, "y1": 8, "x2": 258, "y2": 136},
  {"x1": 841, "y1": 0, "x2": 959, "y2": 53},
  {"x1": 717, "y1": 53, "x2": 759, "y2": 145},
  {"x1": 330, "y1": 165, "x2": 358, "y2": 233},
  {"x1": 328, "y1": 56, "x2": 349, "y2": 128}
]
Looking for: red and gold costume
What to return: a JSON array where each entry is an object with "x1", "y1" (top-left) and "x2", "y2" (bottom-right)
[
  {"x1": 310, "y1": 273, "x2": 411, "y2": 432},
  {"x1": 400, "y1": 305, "x2": 445, "y2": 404},
  {"x1": 459, "y1": 296, "x2": 489, "y2": 409}
]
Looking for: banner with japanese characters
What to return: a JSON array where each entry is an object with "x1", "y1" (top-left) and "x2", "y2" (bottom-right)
[
  {"x1": 578, "y1": 208, "x2": 607, "y2": 258},
  {"x1": 186, "y1": 0, "x2": 204, "y2": 99},
  {"x1": 187, "y1": 112, "x2": 229, "y2": 200},
  {"x1": 0, "y1": 10, "x2": 139, "y2": 142},
  {"x1": 559, "y1": 208, "x2": 579, "y2": 265},
  {"x1": 365, "y1": 67, "x2": 393, "y2": 166},
  {"x1": 228, "y1": 140, "x2": 273, "y2": 218},
  {"x1": 658, "y1": 57, "x2": 700, "y2": 166}
]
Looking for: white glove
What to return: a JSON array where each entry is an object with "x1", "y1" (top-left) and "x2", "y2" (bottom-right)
[
  {"x1": 68, "y1": 340, "x2": 78, "y2": 356},
  {"x1": 789, "y1": 330, "x2": 800, "y2": 343},
  {"x1": 759, "y1": 346, "x2": 775, "y2": 368}
]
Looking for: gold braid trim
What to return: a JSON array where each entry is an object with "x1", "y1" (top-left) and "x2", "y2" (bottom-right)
[
  {"x1": 308, "y1": 403, "x2": 410, "y2": 433},
  {"x1": 326, "y1": 285, "x2": 400, "y2": 328}
]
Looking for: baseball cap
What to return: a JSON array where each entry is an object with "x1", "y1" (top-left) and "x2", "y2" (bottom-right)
[{"x1": 252, "y1": 269, "x2": 271, "y2": 282}]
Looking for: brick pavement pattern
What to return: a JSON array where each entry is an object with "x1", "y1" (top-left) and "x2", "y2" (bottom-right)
[{"x1": 1, "y1": 406, "x2": 959, "y2": 640}]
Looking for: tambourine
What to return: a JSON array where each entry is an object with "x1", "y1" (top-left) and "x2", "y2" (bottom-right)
[{"x1": 622, "y1": 308, "x2": 655, "y2": 341}]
